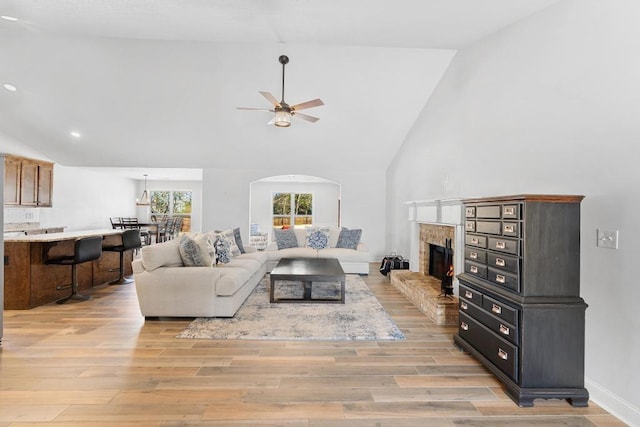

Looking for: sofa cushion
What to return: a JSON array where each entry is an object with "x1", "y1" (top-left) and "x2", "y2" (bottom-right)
[
  {"x1": 178, "y1": 234, "x2": 214, "y2": 267},
  {"x1": 216, "y1": 267, "x2": 252, "y2": 296},
  {"x1": 274, "y1": 228, "x2": 298, "y2": 249},
  {"x1": 141, "y1": 239, "x2": 183, "y2": 272},
  {"x1": 336, "y1": 227, "x2": 362, "y2": 249},
  {"x1": 267, "y1": 247, "x2": 318, "y2": 262},
  {"x1": 318, "y1": 247, "x2": 370, "y2": 262},
  {"x1": 306, "y1": 227, "x2": 330, "y2": 250},
  {"x1": 235, "y1": 250, "x2": 269, "y2": 265}
]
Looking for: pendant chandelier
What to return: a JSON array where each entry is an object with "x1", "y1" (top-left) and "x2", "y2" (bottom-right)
[{"x1": 136, "y1": 174, "x2": 151, "y2": 206}]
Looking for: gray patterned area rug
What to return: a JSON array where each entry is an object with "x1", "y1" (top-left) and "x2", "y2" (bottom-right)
[{"x1": 176, "y1": 274, "x2": 405, "y2": 341}]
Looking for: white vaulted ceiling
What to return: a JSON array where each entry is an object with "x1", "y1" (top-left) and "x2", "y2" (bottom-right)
[{"x1": 0, "y1": 0, "x2": 559, "y2": 173}]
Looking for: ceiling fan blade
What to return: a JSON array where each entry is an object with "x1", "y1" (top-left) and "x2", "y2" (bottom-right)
[
  {"x1": 236, "y1": 107, "x2": 274, "y2": 112},
  {"x1": 291, "y1": 98, "x2": 324, "y2": 111},
  {"x1": 267, "y1": 117, "x2": 276, "y2": 125},
  {"x1": 259, "y1": 91, "x2": 281, "y2": 108},
  {"x1": 292, "y1": 112, "x2": 320, "y2": 123}
]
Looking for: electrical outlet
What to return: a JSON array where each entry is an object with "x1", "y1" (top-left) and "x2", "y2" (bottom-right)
[{"x1": 597, "y1": 229, "x2": 619, "y2": 249}]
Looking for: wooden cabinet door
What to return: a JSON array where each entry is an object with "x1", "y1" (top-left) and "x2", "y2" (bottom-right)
[
  {"x1": 4, "y1": 156, "x2": 21, "y2": 205},
  {"x1": 37, "y1": 163, "x2": 53, "y2": 206},
  {"x1": 19, "y1": 160, "x2": 39, "y2": 206}
]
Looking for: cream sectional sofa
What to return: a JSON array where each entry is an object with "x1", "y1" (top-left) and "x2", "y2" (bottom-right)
[
  {"x1": 265, "y1": 227, "x2": 370, "y2": 274},
  {"x1": 132, "y1": 238, "x2": 268, "y2": 318}
]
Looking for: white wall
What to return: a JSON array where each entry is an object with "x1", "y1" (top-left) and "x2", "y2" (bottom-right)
[
  {"x1": 386, "y1": 0, "x2": 640, "y2": 423},
  {"x1": 250, "y1": 179, "x2": 340, "y2": 239},
  {"x1": 202, "y1": 167, "x2": 384, "y2": 261}
]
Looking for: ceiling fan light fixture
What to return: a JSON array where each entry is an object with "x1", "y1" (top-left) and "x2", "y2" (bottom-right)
[{"x1": 274, "y1": 110, "x2": 291, "y2": 127}]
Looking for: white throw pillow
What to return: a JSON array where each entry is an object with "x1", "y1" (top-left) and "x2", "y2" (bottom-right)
[{"x1": 141, "y1": 239, "x2": 183, "y2": 272}]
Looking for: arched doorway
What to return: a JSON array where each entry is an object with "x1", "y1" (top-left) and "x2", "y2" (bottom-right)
[{"x1": 249, "y1": 175, "x2": 341, "y2": 239}]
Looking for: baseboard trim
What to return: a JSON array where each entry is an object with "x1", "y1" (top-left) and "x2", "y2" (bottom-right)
[{"x1": 585, "y1": 377, "x2": 640, "y2": 426}]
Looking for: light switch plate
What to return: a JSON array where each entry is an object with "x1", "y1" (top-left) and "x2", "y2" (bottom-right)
[{"x1": 597, "y1": 229, "x2": 619, "y2": 249}]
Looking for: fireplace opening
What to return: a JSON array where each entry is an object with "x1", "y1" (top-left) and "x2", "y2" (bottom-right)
[{"x1": 428, "y1": 241, "x2": 454, "y2": 280}]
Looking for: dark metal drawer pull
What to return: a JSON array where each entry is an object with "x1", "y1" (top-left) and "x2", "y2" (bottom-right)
[
  {"x1": 504, "y1": 225, "x2": 515, "y2": 233},
  {"x1": 466, "y1": 223, "x2": 474, "y2": 230},
  {"x1": 496, "y1": 274, "x2": 506, "y2": 284},
  {"x1": 499, "y1": 324, "x2": 510, "y2": 335},
  {"x1": 470, "y1": 251, "x2": 478, "y2": 259},
  {"x1": 471, "y1": 238, "x2": 479, "y2": 244},
  {"x1": 466, "y1": 208, "x2": 475, "y2": 217},
  {"x1": 495, "y1": 258, "x2": 505, "y2": 267},
  {"x1": 495, "y1": 241, "x2": 506, "y2": 249},
  {"x1": 461, "y1": 322, "x2": 469, "y2": 331},
  {"x1": 460, "y1": 302, "x2": 468, "y2": 310},
  {"x1": 504, "y1": 207, "x2": 515, "y2": 216},
  {"x1": 498, "y1": 348, "x2": 508, "y2": 360},
  {"x1": 465, "y1": 290, "x2": 473, "y2": 299},
  {"x1": 492, "y1": 304, "x2": 502, "y2": 314},
  {"x1": 470, "y1": 266, "x2": 478, "y2": 273}
]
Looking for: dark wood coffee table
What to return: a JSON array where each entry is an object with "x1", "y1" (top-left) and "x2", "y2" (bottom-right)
[{"x1": 270, "y1": 258, "x2": 346, "y2": 304}]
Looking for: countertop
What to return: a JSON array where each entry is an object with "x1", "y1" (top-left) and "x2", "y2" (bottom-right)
[{"x1": 4, "y1": 229, "x2": 123, "y2": 243}]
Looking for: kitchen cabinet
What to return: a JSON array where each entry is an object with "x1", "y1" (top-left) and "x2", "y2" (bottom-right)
[{"x1": 3, "y1": 154, "x2": 54, "y2": 207}]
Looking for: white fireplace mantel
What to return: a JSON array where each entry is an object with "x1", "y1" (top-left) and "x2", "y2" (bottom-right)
[{"x1": 405, "y1": 199, "x2": 464, "y2": 293}]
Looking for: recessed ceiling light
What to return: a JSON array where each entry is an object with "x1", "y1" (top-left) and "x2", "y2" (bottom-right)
[
  {"x1": 3, "y1": 83, "x2": 16, "y2": 91},
  {"x1": 1, "y1": 16, "x2": 18, "y2": 22},
  {"x1": 70, "y1": 131, "x2": 81, "y2": 138}
]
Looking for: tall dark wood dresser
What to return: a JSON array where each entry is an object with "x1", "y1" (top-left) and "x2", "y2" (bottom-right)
[{"x1": 453, "y1": 194, "x2": 589, "y2": 407}]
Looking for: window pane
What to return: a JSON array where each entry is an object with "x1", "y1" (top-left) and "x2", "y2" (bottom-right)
[
  {"x1": 294, "y1": 216, "x2": 313, "y2": 225},
  {"x1": 151, "y1": 191, "x2": 170, "y2": 214},
  {"x1": 273, "y1": 216, "x2": 291, "y2": 227},
  {"x1": 172, "y1": 191, "x2": 192, "y2": 214},
  {"x1": 295, "y1": 193, "x2": 312, "y2": 215},
  {"x1": 273, "y1": 193, "x2": 291, "y2": 215}
]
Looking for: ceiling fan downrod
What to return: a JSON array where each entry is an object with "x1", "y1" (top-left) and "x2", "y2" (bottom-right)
[{"x1": 279, "y1": 55, "x2": 289, "y2": 107}]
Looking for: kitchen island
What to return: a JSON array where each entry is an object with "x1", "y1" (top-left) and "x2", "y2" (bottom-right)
[{"x1": 4, "y1": 229, "x2": 134, "y2": 309}]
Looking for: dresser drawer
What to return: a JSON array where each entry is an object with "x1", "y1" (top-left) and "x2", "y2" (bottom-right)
[
  {"x1": 465, "y1": 220, "x2": 476, "y2": 232},
  {"x1": 466, "y1": 234, "x2": 487, "y2": 248},
  {"x1": 459, "y1": 299, "x2": 518, "y2": 345},
  {"x1": 465, "y1": 260, "x2": 488, "y2": 279},
  {"x1": 502, "y1": 222, "x2": 520, "y2": 237},
  {"x1": 465, "y1": 248, "x2": 487, "y2": 264},
  {"x1": 459, "y1": 283, "x2": 483, "y2": 306},
  {"x1": 487, "y1": 253, "x2": 519, "y2": 274},
  {"x1": 502, "y1": 204, "x2": 520, "y2": 219},
  {"x1": 476, "y1": 221, "x2": 501, "y2": 235},
  {"x1": 482, "y1": 294, "x2": 518, "y2": 325},
  {"x1": 465, "y1": 206, "x2": 476, "y2": 218},
  {"x1": 487, "y1": 236, "x2": 520, "y2": 255},
  {"x1": 488, "y1": 267, "x2": 519, "y2": 292},
  {"x1": 476, "y1": 205, "x2": 501, "y2": 219},
  {"x1": 459, "y1": 312, "x2": 518, "y2": 381}
]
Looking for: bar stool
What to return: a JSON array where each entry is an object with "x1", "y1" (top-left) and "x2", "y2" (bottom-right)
[
  {"x1": 44, "y1": 236, "x2": 103, "y2": 304},
  {"x1": 102, "y1": 229, "x2": 142, "y2": 285}
]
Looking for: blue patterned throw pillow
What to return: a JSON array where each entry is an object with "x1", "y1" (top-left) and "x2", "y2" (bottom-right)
[
  {"x1": 178, "y1": 235, "x2": 213, "y2": 267},
  {"x1": 307, "y1": 230, "x2": 329, "y2": 250},
  {"x1": 214, "y1": 236, "x2": 231, "y2": 264},
  {"x1": 274, "y1": 228, "x2": 298, "y2": 249},
  {"x1": 336, "y1": 227, "x2": 362, "y2": 250}
]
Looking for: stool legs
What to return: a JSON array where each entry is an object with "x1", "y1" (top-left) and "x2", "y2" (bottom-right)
[
  {"x1": 109, "y1": 250, "x2": 134, "y2": 285},
  {"x1": 56, "y1": 264, "x2": 92, "y2": 304}
]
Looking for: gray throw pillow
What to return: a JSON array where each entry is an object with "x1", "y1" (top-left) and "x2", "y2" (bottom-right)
[
  {"x1": 336, "y1": 228, "x2": 362, "y2": 249},
  {"x1": 274, "y1": 228, "x2": 298, "y2": 249},
  {"x1": 178, "y1": 235, "x2": 213, "y2": 267},
  {"x1": 233, "y1": 227, "x2": 245, "y2": 254}
]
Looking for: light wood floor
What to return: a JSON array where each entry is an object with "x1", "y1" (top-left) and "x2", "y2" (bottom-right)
[{"x1": 0, "y1": 264, "x2": 625, "y2": 426}]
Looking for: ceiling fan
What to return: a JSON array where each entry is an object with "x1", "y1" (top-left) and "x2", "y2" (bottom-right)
[{"x1": 237, "y1": 55, "x2": 324, "y2": 127}]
